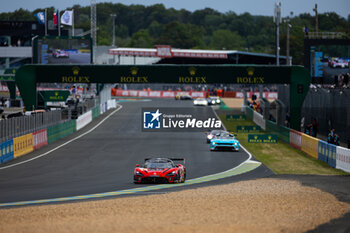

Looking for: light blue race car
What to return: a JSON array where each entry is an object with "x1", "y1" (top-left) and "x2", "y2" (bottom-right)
[{"x1": 210, "y1": 132, "x2": 239, "y2": 151}]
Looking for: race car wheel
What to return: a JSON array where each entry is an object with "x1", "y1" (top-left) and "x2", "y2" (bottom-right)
[
  {"x1": 180, "y1": 170, "x2": 186, "y2": 183},
  {"x1": 174, "y1": 173, "x2": 180, "y2": 183}
]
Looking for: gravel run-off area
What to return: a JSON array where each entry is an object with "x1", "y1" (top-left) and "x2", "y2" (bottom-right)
[{"x1": 1, "y1": 178, "x2": 349, "y2": 233}]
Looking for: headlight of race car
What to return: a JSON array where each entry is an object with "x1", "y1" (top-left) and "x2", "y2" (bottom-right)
[
  {"x1": 136, "y1": 171, "x2": 144, "y2": 176},
  {"x1": 166, "y1": 171, "x2": 177, "y2": 176},
  {"x1": 207, "y1": 135, "x2": 213, "y2": 139},
  {"x1": 233, "y1": 142, "x2": 237, "y2": 145},
  {"x1": 212, "y1": 142, "x2": 216, "y2": 145}
]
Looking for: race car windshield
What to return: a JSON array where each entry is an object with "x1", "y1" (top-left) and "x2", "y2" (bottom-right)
[{"x1": 145, "y1": 162, "x2": 173, "y2": 169}]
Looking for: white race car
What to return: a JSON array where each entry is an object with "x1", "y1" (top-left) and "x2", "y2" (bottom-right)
[{"x1": 193, "y1": 98, "x2": 208, "y2": 106}]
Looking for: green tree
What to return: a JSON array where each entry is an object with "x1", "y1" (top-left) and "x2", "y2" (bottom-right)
[
  {"x1": 209, "y1": 29, "x2": 245, "y2": 50},
  {"x1": 157, "y1": 21, "x2": 205, "y2": 49},
  {"x1": 128, "y1": 29, "x2": 154, "y2": 48},
  {"x1": 148, "y1": 20, "x2": 163, "y2": 38}
]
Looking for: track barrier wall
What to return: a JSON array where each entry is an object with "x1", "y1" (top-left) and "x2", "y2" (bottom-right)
[
  {"x1": 318, "y1": 140, "x2": 337, "y2": 168},
  {"x1": 246, "y1": 107, "x2": 254, "y2": 121},
  {"x1": 76, "y1": 111, "x2": 92, "y2": 131},
  {"x1": 92, "y1": 105, "x2": 100, "y2": 120},
  {"x1": 301, "y1": 133, "x2": 319, "y2": 159},
  {"x1": 253, "y1": 111, "x2": 266, "y2": 130},
  {"x1": 243, "y1": 106, "x2": 349, "y2": 173},
  {"x1": 290, "y1": 129, "x2": 302, "y2": 150},
  {"x1": 0, "y1": 100, "x2": 116, "y2": 165},
  {"x1": 32, "y1": 129, "x2": 48, "y2": 150},
  {"x1": 47, "y1": 120, "x2": 76, "y2": 144},
  {"x1": 13, "y1": 133, "x2": 33, "y2": 158},
  {"x1": 265, "y1": 120, "x2": 290, "y2": 143},
  {"x1": 112, "y1": 89, "x2": 206, "y2": 98},
  {"x1": 0, "y1": 140, "x2": 14, "y2": 164},
  {"x1": 336, "y1": 147, "x2": 350, "y2": 173}
]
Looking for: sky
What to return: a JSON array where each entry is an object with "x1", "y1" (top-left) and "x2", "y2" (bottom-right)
[{"x1": 1, "y1": 0, "x2": 349, "y2": 18}]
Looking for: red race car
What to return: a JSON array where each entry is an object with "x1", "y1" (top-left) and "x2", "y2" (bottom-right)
[{"x1": 134, "y1": 158, "x2": 186, "y2": 184}]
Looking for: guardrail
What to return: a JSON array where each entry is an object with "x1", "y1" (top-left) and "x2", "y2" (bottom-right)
[
  {"x1": 244, "y1": 106, "x2": 350, "y2": 173},
  {"x1": 0, "y1": 110, "x2": 63, "y2": 144},
  {"x1": 0, "y1": 99, "x2": 117, "y2": 166}
]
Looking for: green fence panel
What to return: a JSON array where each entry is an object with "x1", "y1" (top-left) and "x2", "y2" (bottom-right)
[
  {"x1": 92, "y1": 105, "x2": 100, "y2": 120},
  {"x1": 246, "y1": 107, "x2": 254, "y2": 120},
  {"x1": 265, "y1": 120, "x2": 290, "y2": 143},
  {"x1": 47, "y1": 120, "x2": 76, "y2": 144}
]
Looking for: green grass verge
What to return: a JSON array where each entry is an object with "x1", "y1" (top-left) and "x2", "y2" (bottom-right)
[{"x1": 219, "y1": 114, "x2": 348, "y2": 175}]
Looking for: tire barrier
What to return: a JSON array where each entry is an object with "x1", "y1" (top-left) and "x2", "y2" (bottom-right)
[
  {"x1": 318, "y1": 140, "x2": 337, "y2": 168},
  {"x1": 76, "y1": 111, "x2": 92, "y2": 131},
  {"x1": 336, "y1": 146, "x2": 350, "y2": 173},
  {"x1": 290, "y1": 129, "x2": 302, "y2": 150},
  {"x1": 13, "y1": 133, "x2": 33, "y2": 158},
  {"x1": 32, "y1": 129, "x2": 48, "y2": 150},
  {"x1": 0, "y1": 140, "x2": 14, "y2": 164}
]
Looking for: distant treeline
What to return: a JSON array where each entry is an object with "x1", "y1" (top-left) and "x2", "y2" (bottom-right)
[{"x1": 1, "y1": 3, "x2": 350, "y2": 64}]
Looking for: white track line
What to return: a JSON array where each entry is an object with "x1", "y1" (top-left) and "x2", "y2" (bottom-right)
[
  {"x1": 0, "y1": 104, "x2": 123, "y2": 170},
  {"x1": 211, "y1": 106, "x2": 253, "y2": 161}
]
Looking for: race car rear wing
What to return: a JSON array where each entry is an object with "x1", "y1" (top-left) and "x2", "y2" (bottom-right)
[
  {"x1": 144, "y1": 158, "x2": 185, "y2": 164},
  {"x1": 169, "y1": 158, "x2": 185, "y2": 164}
]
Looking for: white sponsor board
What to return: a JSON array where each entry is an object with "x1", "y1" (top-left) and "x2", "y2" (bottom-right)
[
  {"x1": 107, "y1": 99, "x2": 116, "y2": 110},
  {"x1": 290, "y1": 129, "x2": 302, "y2": 149},
  {"x1": 114, "y1": 90, "x2": 206, "y2": 98},
  {"x1": 253, "y1": 111, "x2": 266, "y2": 130},
  {"x1": 336, "y1": 146, "x2": 350, "y2": 173},
  {"x1": 76, "y1": 110, "x2": 92, "y2": 131},
  {"x1": 235, "y1": 92, "x2": 278, "y2": 99}
]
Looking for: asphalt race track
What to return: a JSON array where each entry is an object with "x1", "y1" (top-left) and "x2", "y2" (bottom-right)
[{"x1": 0, "y1": 99, "x2": 269, "y2": 205}]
